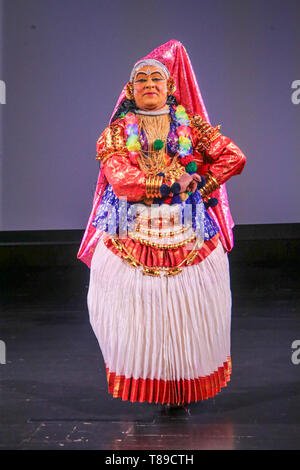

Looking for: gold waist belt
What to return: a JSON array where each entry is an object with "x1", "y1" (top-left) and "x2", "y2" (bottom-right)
[
  {"x1": 127, "y1": 233, "x2": 196, "y2": 249},
  {"x1": 135, "y1": 214, "x2": 182, "y2": 229},
  {"x1": 111, "y1": 236, "x2": 203, "y2": 277},
  {"x1": 129, "y1": 223, "x2": 191, "y2": 239}
]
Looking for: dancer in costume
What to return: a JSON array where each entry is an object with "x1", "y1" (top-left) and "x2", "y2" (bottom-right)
[{"x1": 78, "y1": 40, "x2": 246, "y2": 409}]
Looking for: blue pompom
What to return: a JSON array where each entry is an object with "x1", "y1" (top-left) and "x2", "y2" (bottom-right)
[
  {"x1": 205, "y1": 197, "x2": 219, "y2": 209},
  {"x1": 209, "y1": 197, "x2": 218, "y2": 207},
  {"x1": 160, "y1": 184, "x2": 171, "y2": 197},
  {"x1": 157, "y1": 172, "x2": 165, "y2": 177},
  {"x1": 197, "y1": 176, "x2": 206, "y2": 189},
  {"x1": 171, "y1": 194, "x2": 182, "y2": 204},
  {"x1": 170, "y1": 182, "x2": 181, "y2": 195}
]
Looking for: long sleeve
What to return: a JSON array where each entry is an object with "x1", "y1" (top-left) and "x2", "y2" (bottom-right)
[
  {"x1": 96, "y1": 123, "x2": 147, "y2": 202},
  {"x1": 103, "y1": 154, "x2": 147, "y2": 202},
  {"x1": 204, "y1": 135, "x2": 246, "y2": 186},
  {"x1": 191, "y1": 114, "x2": 246, "y2": 187}
]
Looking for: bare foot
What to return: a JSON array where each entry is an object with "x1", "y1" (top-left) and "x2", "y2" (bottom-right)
[{"x1": 161, "y1": 403, "x2": 191, "y2": 415}]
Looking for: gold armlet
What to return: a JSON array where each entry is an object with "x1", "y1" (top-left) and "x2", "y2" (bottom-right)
[
  {"x1": 96, "y1": 148, "x2": 127, "y2": 164},
  {"x1": 191, "y1": 115, "x2": 221, "y2": 151},
  {"x1": 96, "y1": 123, "x2": 126, "y2": 163},
  {"x1": 111, "y1": 123, "x2": 125, "y2": 148},
  {"x1": 200, "y1": 174, "x2": 220, "y2": 198},
  {"x1": 146, "y1": 175, "x2": 164, "y2": 199}
]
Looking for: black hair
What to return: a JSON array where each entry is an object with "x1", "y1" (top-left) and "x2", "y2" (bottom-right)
[
  {"x1": 166, "y1": 95, "x2": 178, "y2": 107},
  {"x1": 110, "y1": 95, "x2": 178, "y2": 123},
  {"x1": 111, "y1": 98, "x2": 137, "y2": 123}
]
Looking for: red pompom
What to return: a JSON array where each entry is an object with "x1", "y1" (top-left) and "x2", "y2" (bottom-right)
[
  {"x1": 164, "y1": 197, "x2": 172, "y2": 204},
  {"x1": 180, "y1": 154, "x2": 194, "y2": 166},
  {"x1": 177, "y1": 125, "x2": 191, "y2": 137},
  {"x1": 129, "y1": 152, "x2": 139, "y2": 165}
]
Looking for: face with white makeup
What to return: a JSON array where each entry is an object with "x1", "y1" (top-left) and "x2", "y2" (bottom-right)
[{"x1": 132, "y1": 65, "x2": 169, "y2": 111}]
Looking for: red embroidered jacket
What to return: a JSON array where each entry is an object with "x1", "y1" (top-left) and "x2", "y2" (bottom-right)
[
  {"x1": 95, "y1": 113, "x2": 246, "y2": 269},
  {"x1": 96, "y1": 114, "x2": 246, "y2": 202}
]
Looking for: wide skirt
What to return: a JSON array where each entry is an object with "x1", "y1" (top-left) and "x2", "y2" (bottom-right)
[{"x1": 87, "y1": 236, "x2": 232, "y2": 405}]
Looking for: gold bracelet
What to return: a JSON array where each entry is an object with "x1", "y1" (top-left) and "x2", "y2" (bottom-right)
[
  {"x1": 146, "y1": 176, "x2": 153, "y2": 198},
  {"x1": 146, "y1": 178, "x2": 150, "y2": 198},
  {"x1": 146, "y1": 175, "x2": 164, "y2": 198},
  {"x1": 150, "y1": 176, "x2": 155, "y2": 197},
  {"x1": 150, "y1": 176, "x2": 155, "y2": 198},
  {"x1": 155, "y1": 176, "x2": 164, "y2": 197},
  {"x1": 200, "y1": 174, "x2": 220, "y2": 198}
]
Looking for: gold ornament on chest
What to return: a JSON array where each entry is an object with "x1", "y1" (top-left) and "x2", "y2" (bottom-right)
[{"x1": 136, "y1": 113, "x2": 186, "y2": 180}]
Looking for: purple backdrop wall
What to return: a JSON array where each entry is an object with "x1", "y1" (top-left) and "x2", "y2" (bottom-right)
[{"x1": 1, "y1": 0, "x2": 299, "y2": 230}]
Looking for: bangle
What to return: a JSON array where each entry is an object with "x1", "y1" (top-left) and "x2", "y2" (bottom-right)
[
  {"x1": 145, "y1": 176, "x2": 153, "y2": 198},
  {"x1": 149, "y1": 176, "x2": 154, "y2": 197},
  {"x1": 154, "y1": 176, "x2": 164, "y2": 198},
  {"x1": 200, "y1": 174, "x2": 220, "y2": 198},
  {"x1": 146, "y1": 175, "x2": 164, "y2": 199}
]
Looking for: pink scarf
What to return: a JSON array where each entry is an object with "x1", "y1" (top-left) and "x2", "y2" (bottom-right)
[{"x1": 77, "y1": 40, "x2": 234, "y2": 267}]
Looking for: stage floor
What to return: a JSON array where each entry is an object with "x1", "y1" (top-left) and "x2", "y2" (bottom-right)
[{"x1": 1, "y1": 255, "x2": 299, "y2": 450}]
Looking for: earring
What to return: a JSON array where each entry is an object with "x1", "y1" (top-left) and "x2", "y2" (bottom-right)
[
  {"x1": 125, "y1": 82, "x2": 134, "y2": 100},
  {"x1": 167, "y1": 77, "x2": 176, "y2": 95}
]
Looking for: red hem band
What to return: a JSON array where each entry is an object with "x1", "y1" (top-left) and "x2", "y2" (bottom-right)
[{"x1": 105, "y1": 357, "x2": 232, "y2": 405}]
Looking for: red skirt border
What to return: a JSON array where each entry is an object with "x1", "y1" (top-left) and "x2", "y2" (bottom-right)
[
  {"x1": 103, "y1": 232, "x2": 220, "y2": 269},
  {"x1": 105, "y1": 357, "x2": 232, "y2": 405}
]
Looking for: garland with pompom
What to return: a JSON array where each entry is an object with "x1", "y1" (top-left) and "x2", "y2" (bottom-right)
[
  {"x1": 174, "y1": 105, "x2": 197, "y2": 174},
  {"x1": 124, "y1": 112, "x2": 141, "y2": 166},
  {"x1": 123, "y1": 106, "x2": 217, "y2": 207},
  {"x1": 124, "y1": 105, "x2": 198, "y2": 177}
]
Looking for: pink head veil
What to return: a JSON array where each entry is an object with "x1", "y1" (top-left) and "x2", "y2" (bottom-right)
[{"x1": 77, "y1": 39, "x2": 234, "y2": 267}]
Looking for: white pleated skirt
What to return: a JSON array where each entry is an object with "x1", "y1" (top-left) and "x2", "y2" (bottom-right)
[{"x1": 87, "y1": 236, "x2": 232, "y2": 405}]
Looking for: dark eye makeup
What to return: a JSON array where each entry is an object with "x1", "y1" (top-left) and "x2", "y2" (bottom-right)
[
  {"x1": 134, "y1": 72, "x2": 165, "y2": 83},
  {"x1": 135, "y1": 78, "x2": 163, "y2": 83}
]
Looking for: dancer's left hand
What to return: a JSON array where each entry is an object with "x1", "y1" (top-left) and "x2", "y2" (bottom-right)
[{"x1": 186, "y1": 173, "x2": 201, "y2": 193}]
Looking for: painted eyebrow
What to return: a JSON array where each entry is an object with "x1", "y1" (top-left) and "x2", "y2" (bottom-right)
[{"x1": 134, "y1": 71, "x2": 165, "y2": 79}]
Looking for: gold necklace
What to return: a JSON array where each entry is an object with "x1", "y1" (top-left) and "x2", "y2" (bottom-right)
[{"x1": 137, "y1": 113, "x2": 171, "y2": 176}]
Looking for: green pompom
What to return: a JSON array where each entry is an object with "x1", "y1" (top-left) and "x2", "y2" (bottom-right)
[
  {"x1": 185, "y1": 161, "x2": 197, "y2": 173},
  {"x1": 154, "y1": 139, "x2": 164, "y2": 150}
]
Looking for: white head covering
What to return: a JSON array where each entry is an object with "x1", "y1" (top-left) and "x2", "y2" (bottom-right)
[{"x1": 129, "y1": 59, "x2": 170, "y2": 82}]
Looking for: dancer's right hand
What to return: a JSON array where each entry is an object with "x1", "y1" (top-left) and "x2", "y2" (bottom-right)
[{"x1": 177, "y1": 173, "x2": 201, "y2": 193}]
